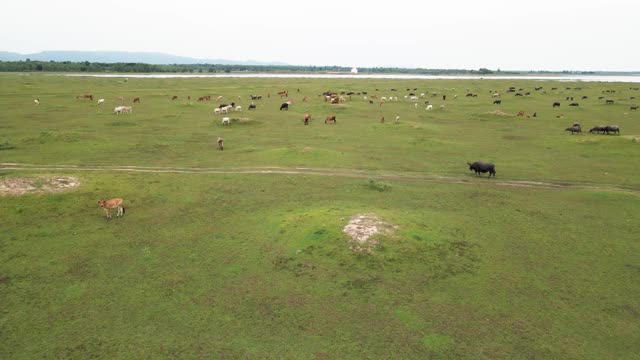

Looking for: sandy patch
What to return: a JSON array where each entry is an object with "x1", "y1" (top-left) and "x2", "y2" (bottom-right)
[
  {"x1": 342, "y1": 213, "x2": 398, "y2": 253},
  {"x1": 0, "y1": 176, "x2": 80, "y2": 196},
  {"x1": 486, "y1": 110, "x2": 510, "y2": 116}
]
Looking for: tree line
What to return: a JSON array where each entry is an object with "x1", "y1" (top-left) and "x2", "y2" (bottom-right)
[
  {"x1": 0, "y1": 60, "x2": 504, "y2": 75},
  {"x1": 0, "y1": 60, "x2": 608, "y2": 75}
]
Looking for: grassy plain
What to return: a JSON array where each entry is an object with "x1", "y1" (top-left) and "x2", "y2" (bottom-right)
[{"x1": 1, "y1": 73, "x2": 639, "y2": 359}]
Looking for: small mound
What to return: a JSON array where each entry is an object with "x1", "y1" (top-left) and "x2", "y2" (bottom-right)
[
  {"x1": 343, "y1": 214, "x2": 398, "y2": 253},
  {"x1": 0, "y1": 176, "x2": 80, "y2": 196}
]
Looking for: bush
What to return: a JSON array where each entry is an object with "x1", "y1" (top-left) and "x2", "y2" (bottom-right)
[
  {"x1": 366, "y1": 178, "x2": 392, "y2": 192},
  {"x1": 0, "y1": 141, "x2": 15, "y2": 150}
]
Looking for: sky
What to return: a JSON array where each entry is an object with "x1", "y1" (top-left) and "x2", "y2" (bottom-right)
[{"x1": 1, "y1": 0, "x2": 638, "y2": 71}]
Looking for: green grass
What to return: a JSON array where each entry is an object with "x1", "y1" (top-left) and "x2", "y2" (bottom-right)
[{"x1": 1, "y1": 74, "x2": 639, "y2": 359}]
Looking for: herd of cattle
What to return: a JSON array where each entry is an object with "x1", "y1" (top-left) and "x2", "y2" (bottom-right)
[{"x1": 56, "y1": 82, "x2": 639, "y2": 179}]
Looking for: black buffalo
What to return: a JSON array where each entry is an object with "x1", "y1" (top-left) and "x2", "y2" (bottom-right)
[
  {"x1": 604, "y1": 125, "x2": 620, "y2": 135},
  {"x1": 569, "y1": 102, "x2": 579, "y2": 106},
  {"x1": 589, "y1": 125, "x2": 606, "y2": 134},
  {"x1": 553, "y1": 102, "x2": 561, "y2": 108},
  {"x1": 493, "y1": 99, "x2": 502, "y2": 105},
  {"x1": 468, "y1": 161, "x2": 496, "y2": 177},
  {"x1": 565, "y1": 125, "x2": 582, "y2": 134},
  {"x1": 279, "y1": 103, "x2": 289, "y2": 111},
  {"x1": 248, "y1": 104, "x2": 257, "y2": 110}
]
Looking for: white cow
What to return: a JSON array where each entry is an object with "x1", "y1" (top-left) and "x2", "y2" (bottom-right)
[
  {"x1": 426, "y1": 105, "x2": 433, "y2": 110},
  {"x1": 235, "y1": 106, "x2": 242, "y2": 112},
  {"x1": 97, "y1": 98, "x2": 105, "y2": 105},
  {"x1": 221, "y1": 117, "x2": 231, "y2": 125},
  {"x1": 214, "y1": 108, "x2": 221, "y2": 115},
  {"x1": 395, "y1": 116, "x2": 400, "y2": 123},
  {"x1": 34, "y1": 99, "x2": 40, "y2": 105}
]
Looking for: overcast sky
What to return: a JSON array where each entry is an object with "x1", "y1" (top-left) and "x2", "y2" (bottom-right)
[{"x1": 1, "y1": 0, "x2": 638, "y2": 71}]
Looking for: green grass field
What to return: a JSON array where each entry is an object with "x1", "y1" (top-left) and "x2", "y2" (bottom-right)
[{"x1": 1, "y1": 73, "x2": 639, "y2": 359}]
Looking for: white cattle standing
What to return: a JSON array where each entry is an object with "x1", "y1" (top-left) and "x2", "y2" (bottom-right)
[
  {"x1": 222, "y1": 117, "x2": 231, "y2": 125},
  {"x1": 97, "y1": 98, "x2": 105, "y2": 105},
  {"x1": 34, "y1": 99, "x2": 40, "y2": 105},
  {"x1": 426, "y1": 105, "x2": 433, "y2": 110}
]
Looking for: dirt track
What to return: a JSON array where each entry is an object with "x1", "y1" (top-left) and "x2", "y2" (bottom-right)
[{"x1": 1, "y1": 162, "x2": 638, "y2": 195}]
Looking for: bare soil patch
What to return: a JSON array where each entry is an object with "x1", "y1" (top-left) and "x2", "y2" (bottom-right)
[
  {"x1": 342, "y1": 213, "x2": 398, "y2": 253},
  {"x1": 0, "y1": 176, "x2": 80, "y2": 196},
  {"x1": 487, "y1": 110, "x2": 510, "y2": 116}
]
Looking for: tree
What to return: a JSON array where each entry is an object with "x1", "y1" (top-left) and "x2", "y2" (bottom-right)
[{"x1": 478, "y1": 68, "x2": 493, "y2": 74}]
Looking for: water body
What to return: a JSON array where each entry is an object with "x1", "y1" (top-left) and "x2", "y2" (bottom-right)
[{"x1": 62, "y1": 73, "x2": 640, "y2": 83}]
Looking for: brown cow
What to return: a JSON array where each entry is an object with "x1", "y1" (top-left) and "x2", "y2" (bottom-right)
[
  {"x1": 324, "y1": 115, "x2": 336, "y2": 124},
  {"x1": 77, "y1": 94, "x2": 93, "y2": 100},
  {"x1": 217, "y1": 137, "x2": 224, "y2": 151},
  {"x1": 172, "y1": 95, "x2": 178, "y2": 100},
  {"x1": 133, "y1": 97, "x2": 140, "y2": 103},
  {"x1": 98, "y1": 198, "x2": 125, "y2": 219},
  {"x1": 304, "y1": 113, "x2": 312, "y2": 125},
  {"x1": 517, "y1": 111, "x2": 525, "y2": 117}
]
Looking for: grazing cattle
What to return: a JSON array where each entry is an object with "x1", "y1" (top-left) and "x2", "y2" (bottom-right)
[
  {"x1": 97, "y1": 98, "x2": 105, "y2": 105},
  {"x1": 532, "y1": 112, "x2": 537, "y2": 117},
  {"x1": 133, "y1": 97, "x2": 140, "y2": 103},
  {"x1": 569, "y1": 103, "x2": 579, "y2": 106},
  {"x1": 214, "y1": 108, "x2": 221, "y2": 115},
  {"x1": 303, "y1": 113, "x2": 311, "y2": 125},
  {"x1": 172, "y1": 95, "x2": 178, "y2": 100},
  {"x1": 493, "y1": 100, "x2": 502, "y2": 105},
  {"x1": 278, "y1": 90, "x2": 288, "y2": 98},
  {"x1": 395, "y1": 115, "x2": 400, "y2": 123},
  {"x1": 98, "y1": 198, "x2": 125, "y2": 219},
  {"x1": 324, "y1": 115, "x2": 336, "y2": 124},
  {"x1": 589, "y1": 125, "x2": 606, "y2": 134},
  {"x1": 380, "y1": 116, "x2": 385, "y2": 123},
  {"x1": 492, "y1": 92, "x2": 500, "y2": 97},
  {"x1": 216, "y1": 96, "x2": 223, "y2": 102},
  {"x1": 279, "y1": 103, "x2": 289, "y2": 111},
  {"x1": 114, "y1": 106, "x2": 132, "y2": 115},
  {"x1": 235, "y1": 106, "x2": 242, "y2": 111},
  {"x1": 117, "y1": 96, "x2": 124, "y2": 103},
  {"x1": 582, "y1": 96, "x2": 588, "y2": 100},
  {"x1": 198, "y1": 96, "x2": 206, "y2": 102},
  {"x1": 77, "y1": 94, "x2": 93, "y2": 100},
  {"x1": 439, "y1": 104, "x2": 445, "y2": 110},
  {"x1": 426, "y1": 105, "x2": 433, "y2": 110},
  {"x1": 34, "y1": 98, "x2": 40, "y2": 105},
  {"x1": 606, "y1": 99, "x2": 614, "y2": 104},
  {"x1": 604, "y1": 125, "x2": 620, "y2": 135},
  {"x1": 250, "y1": 95, "x2": 262, "y2": 100},
  {"x1": 631, "y1": 105, "x2": 638, "y2": 111},
  {"x1": 553, "y1": 102, "x2": 561, "y2": 108},
  {"x1": 565, "y1": 125, "x2": 582, "y2": 134},
  {"x1": 222, "y1": 117, "x2": 231, "y2": 125},
  {"x1": 517, "y1": 111, "x2": 525, "y2": 117},
  {"x1": 217, "y1": 137, "x2": 224, "y2": 151},
  {"x1": 248, "y1": 103, "x2": 257, "y2": 110},
  {"x1": 467, "y1": 161, "x2": 496, "y2": 177}
]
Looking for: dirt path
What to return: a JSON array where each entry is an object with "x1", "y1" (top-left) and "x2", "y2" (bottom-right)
[{"x1": 1, "y1": 162, "x2": 638, "y2": 195}]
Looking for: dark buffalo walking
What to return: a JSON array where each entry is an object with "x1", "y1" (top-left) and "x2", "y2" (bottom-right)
[{"x1": 468, "y1": 161, "x2": 496, "y2": 177}]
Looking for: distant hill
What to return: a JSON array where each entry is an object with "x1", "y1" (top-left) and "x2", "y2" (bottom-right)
[{"x1": 0, "y1": 51, "x2": 288, "y2": 66}]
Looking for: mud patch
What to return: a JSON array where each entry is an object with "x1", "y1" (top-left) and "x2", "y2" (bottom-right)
[
  {"x1": 0, "y1": 176, "x2": 80, "y2": 196},
  {"x1": 342, "y1": 213, "x2": 398, "y2": 253}
]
